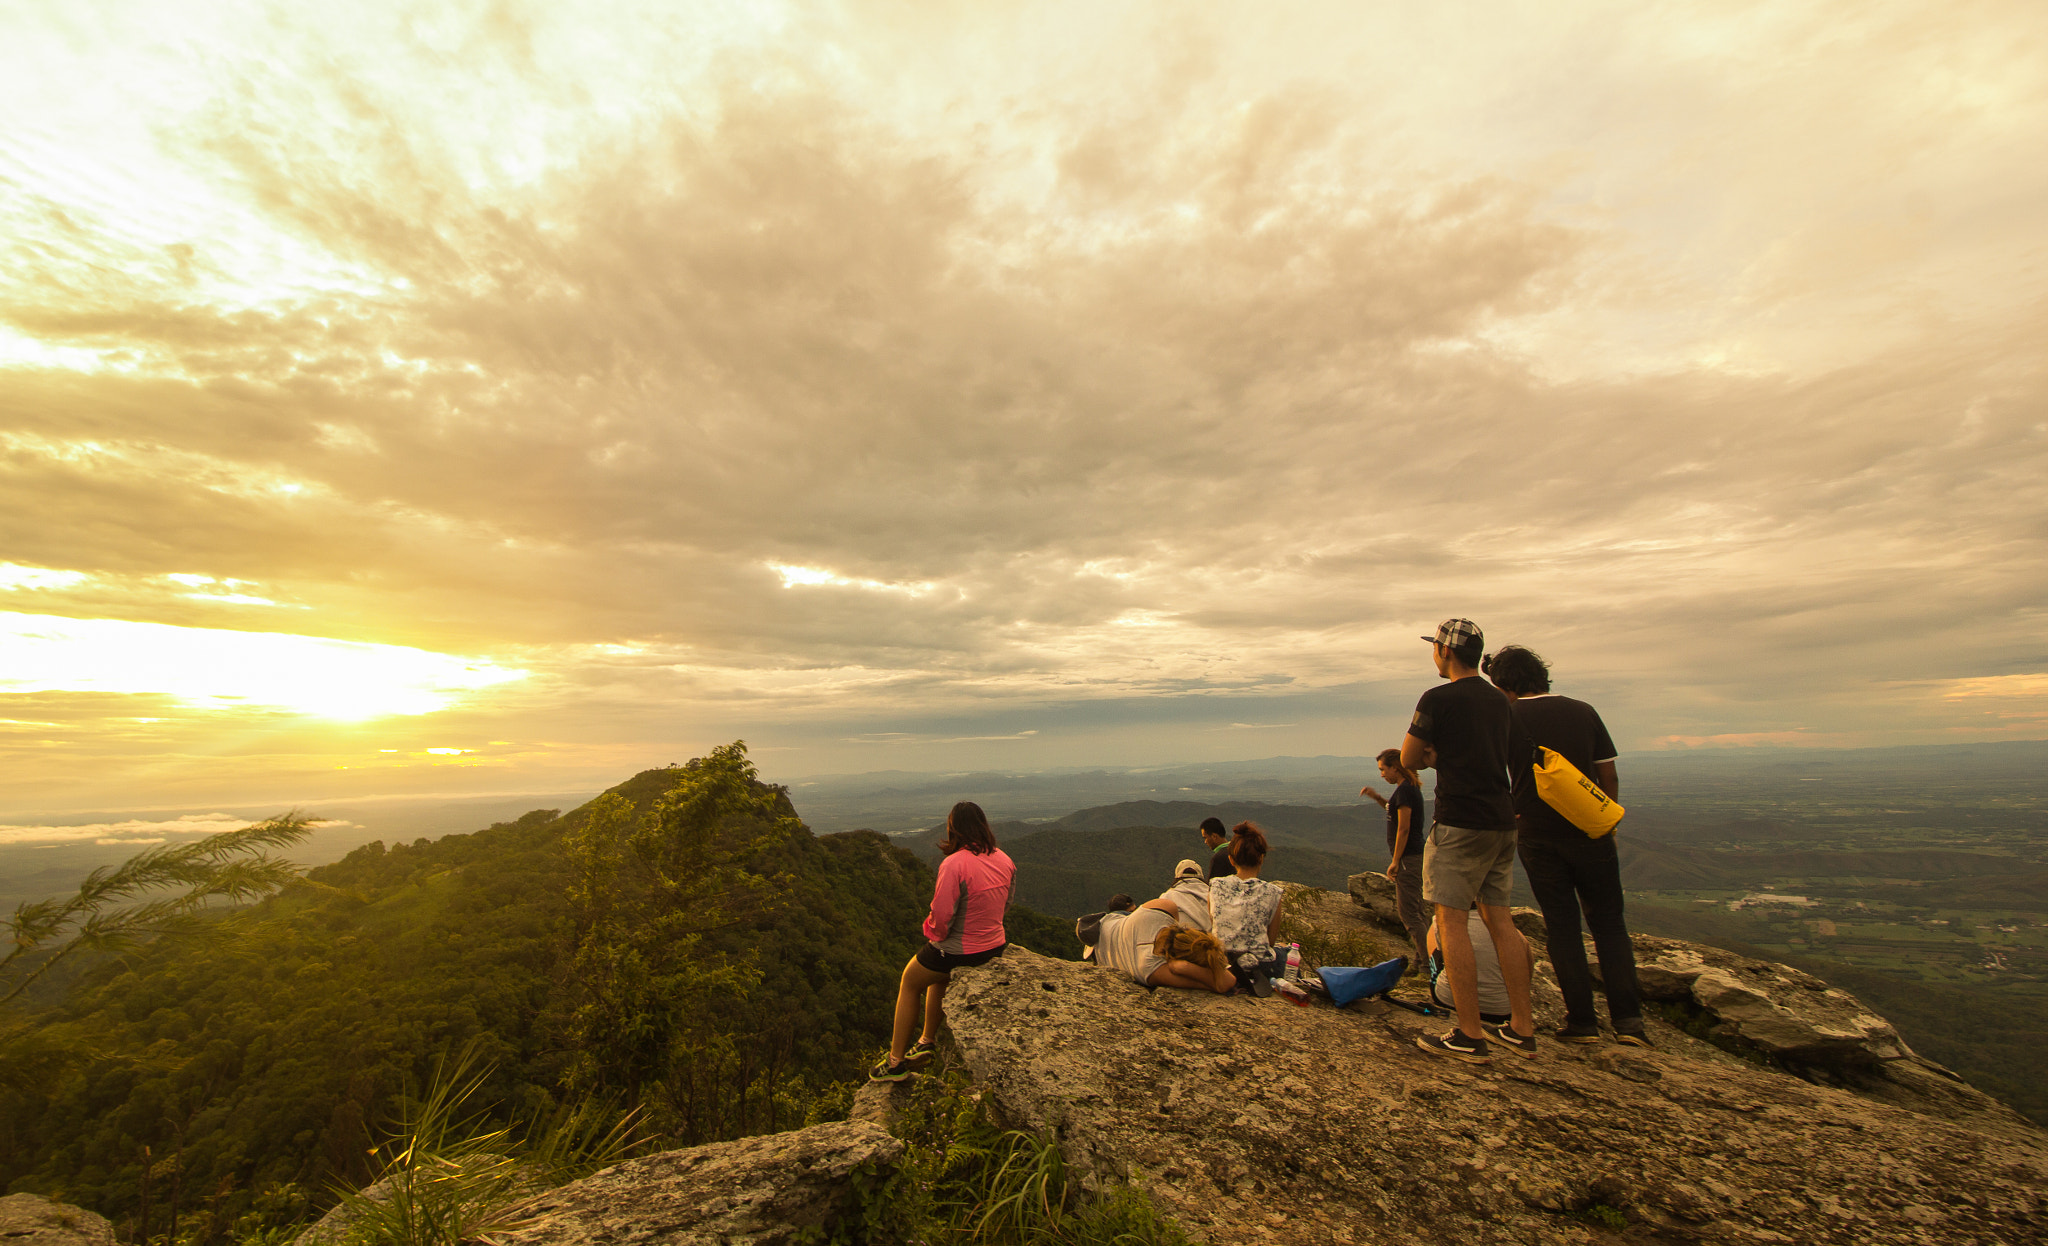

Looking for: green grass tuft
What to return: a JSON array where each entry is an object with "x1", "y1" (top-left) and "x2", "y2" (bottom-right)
[{"x1": 813, "y1": 1064, "x2": 1189, "y2": 1246}]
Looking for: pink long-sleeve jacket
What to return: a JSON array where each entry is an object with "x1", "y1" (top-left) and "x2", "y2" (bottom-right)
[{"x1": 922, "y1": 847, "x2": 1016, "y2": 955}]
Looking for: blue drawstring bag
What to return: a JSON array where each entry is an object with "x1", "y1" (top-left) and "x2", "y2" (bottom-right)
[{"x1": 1318, "y1": 956, "x2": 1409, "y2": 1006}]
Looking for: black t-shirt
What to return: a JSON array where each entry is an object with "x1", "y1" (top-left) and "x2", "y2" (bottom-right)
[
  {"x1": 1407, "y1": 676, "x2": 1520, "y2": 832},
  {"x1": 1385, "y1": 782, "x2": 1426, "y2": 857},
  {"x1": 1207, "y1": 843, "x2": 1234, "y2": 880},
  {"x1": 1508, "y1": 695, "x2": 1618, "y2": 840}
]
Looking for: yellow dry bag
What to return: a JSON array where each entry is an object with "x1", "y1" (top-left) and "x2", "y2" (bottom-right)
[{"x1": 1532, "y1": 746, "x2": 1624, "y2": 838}]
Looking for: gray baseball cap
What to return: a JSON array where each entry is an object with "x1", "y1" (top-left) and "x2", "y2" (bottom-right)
[{"x1": 1423, "y1": 618, "x2": 1483, "y2": 649}]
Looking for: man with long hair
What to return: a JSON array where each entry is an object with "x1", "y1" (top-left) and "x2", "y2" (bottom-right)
[{"x1": 1485, "y1": 644, "x2": 1648, "y2": 1047}]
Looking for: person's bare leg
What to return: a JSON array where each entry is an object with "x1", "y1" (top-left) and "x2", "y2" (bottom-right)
[
  {"x1": 892, "y1": 958, "x2": 949, "y2": 1062},
  {"x1": 1478, "y1": 902, "x2": 1535, "y2": 1037},
  {"x1": 920, "y1": 981, "x2": 947, "y2": 1045},
  {"x1": 1436, "y1": 903, "x2": 1483, "y2": 1040}
]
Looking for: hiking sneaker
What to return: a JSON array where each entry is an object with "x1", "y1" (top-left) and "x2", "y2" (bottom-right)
[
  {"x1": 1485, "y1": 1022, "x2": 1539, "y2": 1059},
  {"x1": 1614, "y1": 1024, "x2": 1654, "y2": 1049},
  {"x1": 1415, "y1": 1029, "x2": 1491, "y2": 1065},
  {"x1": 868, "y1": 1057, "x2": 916, "y2": 1083},
  {"x1": 1555, "y1": 1023, "x2": 1604, "y2": 1045},
  {"x1": 905, "y1": 1038, "x2": 938, "y2": 1064}
]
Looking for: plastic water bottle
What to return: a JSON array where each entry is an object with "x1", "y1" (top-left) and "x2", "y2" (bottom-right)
[{"x1": 1283, "y1": 944, "x2": 1303, "y2": 980}]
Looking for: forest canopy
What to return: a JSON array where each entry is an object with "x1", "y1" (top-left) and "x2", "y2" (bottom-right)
[{"x1": 0, "y1": 743, "x2": 1075, "y2": 1243}]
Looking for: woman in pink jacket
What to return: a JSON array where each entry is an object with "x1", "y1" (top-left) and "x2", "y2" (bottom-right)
[{"x1": 871, "y1": 801, "x2": 1015, "y2": 1081}]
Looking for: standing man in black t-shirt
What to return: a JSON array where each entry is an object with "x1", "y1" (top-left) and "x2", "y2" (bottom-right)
[
  {"x1": 1400, "y1": 618, "x2": 1538, "y2": 1064},
  {"x1": 1484, "y1": 645, "x2": 1649, "y2": 1047}
]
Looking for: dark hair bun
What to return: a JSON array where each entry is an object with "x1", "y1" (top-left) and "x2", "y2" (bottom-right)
[{"x1": 1228, "y1": 820, "x2": 1269, "y2": 868}]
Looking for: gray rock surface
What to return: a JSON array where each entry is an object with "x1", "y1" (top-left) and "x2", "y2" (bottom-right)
[
  {"x1": 294, "y1": 1178, "x2": 390, "y2": 1246},
  {"x1": 850, "y1": 1076, "x2": 916, "y2": 1135},
  {"x1": 0, "y1": 1195, "x2": 117, "y2": 1246},
  {"x1": 494, "y1": 1120, "x2": 901, "y2": 1246},
  {"x1": 940, "y1": 941, "x2": 2048, "y2": 1246},
  {"x1": 1346, "y1": 870, "x2": 2028, "y2": 1133}
]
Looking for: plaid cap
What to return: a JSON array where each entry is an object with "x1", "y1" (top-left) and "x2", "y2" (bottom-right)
[
  {"x1": 1174, "y1": 858, "x2": 1203, "y2": 880},
  {"x1": 1422, "y1": 617, "x2": 1484, "y2": 649}
]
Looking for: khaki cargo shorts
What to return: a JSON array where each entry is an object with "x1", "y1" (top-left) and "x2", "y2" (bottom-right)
[{"x1": 1421, "y1": 821, "x2": 1517, "y2": 911}]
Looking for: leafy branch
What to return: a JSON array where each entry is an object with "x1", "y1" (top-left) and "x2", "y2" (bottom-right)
[{"x1": 0, "y1": 812, "x2": 313, "y2": 1007}]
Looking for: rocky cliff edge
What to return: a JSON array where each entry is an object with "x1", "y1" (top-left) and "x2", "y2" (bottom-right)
[
  {"x1": 223, "y1": 877, "x2": 2048, "y2": 1246},
  {"x1": 926, "y1": 879, "x2": 2045, "y2": 1245}
]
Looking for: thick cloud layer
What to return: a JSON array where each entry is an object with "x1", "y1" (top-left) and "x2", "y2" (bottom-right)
[{"x1": 2, "y1": 1, "x2": 2044, "y2": 808}]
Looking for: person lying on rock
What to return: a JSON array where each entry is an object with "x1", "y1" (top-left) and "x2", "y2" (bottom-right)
[
  {"x1": 1139, "y1": 859, "x2": 1213, "y2": 932},
  {"x1": 1093, "y1": 901, "x2": 1235, "y2": 992},
  {"x1": 1210, "y1": 821, "x2": 1287, "y2": 997},
  {"x1": 871, "y1": 801, "x2": 1016, "y2": 1082}
]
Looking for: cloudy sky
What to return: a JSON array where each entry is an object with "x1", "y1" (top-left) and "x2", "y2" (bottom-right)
[{"x1": 3, "y1": 0, "x2": 2045, "y2": 813}]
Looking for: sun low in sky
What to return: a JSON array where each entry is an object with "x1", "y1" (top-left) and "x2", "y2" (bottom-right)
[{"x1": 3, "y1": 0, "x2": 2045, "y2": 812}]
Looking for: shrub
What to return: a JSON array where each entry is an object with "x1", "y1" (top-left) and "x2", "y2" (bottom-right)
[{"x1": 818, "y1": 1064, "x2": 1189, "y2": 1246}]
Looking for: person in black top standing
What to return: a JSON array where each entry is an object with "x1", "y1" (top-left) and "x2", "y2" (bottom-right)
[
  {"x1": 1361, "y1": 748, "x2": 1429, "y2": 968},
  {"x1": 1400, "y1": 618, "x2": 1538, "y2": 1064},
  {"x1": 1485, "y1": 644, "x2": 1648, "y2": 1046},
  {"x1": 1199, "y1": 817, "x2": 1233, "y2": 880}
]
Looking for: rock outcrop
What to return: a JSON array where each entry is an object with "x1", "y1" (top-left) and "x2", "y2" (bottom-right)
[
  {"x1": 0, "y1": 1196, "x2": 117, "y2": 1246},
  {"x1": 493, "y1": 1120, "x2": 901, "y2": 1246},
  {"x1": 1345, "y1": 871, "x2": 2030, "y2": 1134},
  {"x1": 940, "y1": 938, "x2": 2047, "y2": 1246}
]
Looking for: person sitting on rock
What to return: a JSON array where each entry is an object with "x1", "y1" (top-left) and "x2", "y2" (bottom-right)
[
  {"x1": 1200, "y1": 817, "x2": 1233, "y2": 880},
  {"x1": 1139, "y1": 859, "x2": 1213, "y2": 932},
  {"x1": 872, "y1": 801, "x2": 1015, "y2": 1082},
  {"x1": 1428, "y1": 907, "x2": 1512, "y2": 1029},
  {"x1": 1093, "y1": 900, "x2": 1235, "y2": 992},
  {"x1": 1209, "y1": 821, "x2": 1287, "y2": 996}
]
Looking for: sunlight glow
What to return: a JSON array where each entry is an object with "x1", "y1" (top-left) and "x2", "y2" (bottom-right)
[
  {"x1": 767, "y1": 562, "x2": 934, "y2": 596},
  {"x1": 0, "y1": 612, "x2": 526, "y2": 720},
  {"x1": 1, "y1": 564, "x2": 90, "y2": 591}
]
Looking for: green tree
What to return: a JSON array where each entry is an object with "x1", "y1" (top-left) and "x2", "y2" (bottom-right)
[{"x1": 556, "y1": 743, "x2": 797, "y2": 1103}]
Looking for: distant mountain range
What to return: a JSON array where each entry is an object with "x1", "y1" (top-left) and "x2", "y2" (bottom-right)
[{"x1": 868, "y1": 796, "x2": 2040, "y2": 920}]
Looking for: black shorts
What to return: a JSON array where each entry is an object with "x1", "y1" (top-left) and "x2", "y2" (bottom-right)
[{"x1": 916, "y1": 942, "x2": 1007, "y2": 974}]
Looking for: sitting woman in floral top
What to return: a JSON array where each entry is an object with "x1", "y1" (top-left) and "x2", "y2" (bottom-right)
[{"x1": 1208, "y1": 821, "x2": 1286, "y2": 996}]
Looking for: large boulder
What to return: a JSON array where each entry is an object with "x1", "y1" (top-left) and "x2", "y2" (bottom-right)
[
  {"x1": 1348, "y1": 870, "x2": 2027, "y2": 1132},
  {"x1": 494, "y1": 1120, "x2": 900, "y2": 1246},
  {"x1": 1627, "y1": 938, "x2": 1907, "y2": 1057},
  {"x1": 939, "y1": 944, "x2": 2046, "y2": 1246},
  {"x1": 0, "y1": 1196, "x2": 116, "y2": 1246}
]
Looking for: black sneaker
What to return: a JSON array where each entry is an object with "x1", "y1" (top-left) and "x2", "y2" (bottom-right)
[
  {"x1": 1485, "y1": 1022, "x2": 1539, "y2": 1059},
  {"x1": 1555, "y1": 1023, "x2": 1604, "y2": 1044},
  {"x1": 1614, "y1": 1024, "x2": 1653, "y2": 1049},
  {"x1": 905, "y1": 1038, "x2": 937, "y2": 1064},
  {"x1": 1415, "y1": 1029, "x2": 1491, "y2": 1064},
  {"x1": 868, "y1": 1057, "x2": 915, "y2": 1083}
]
